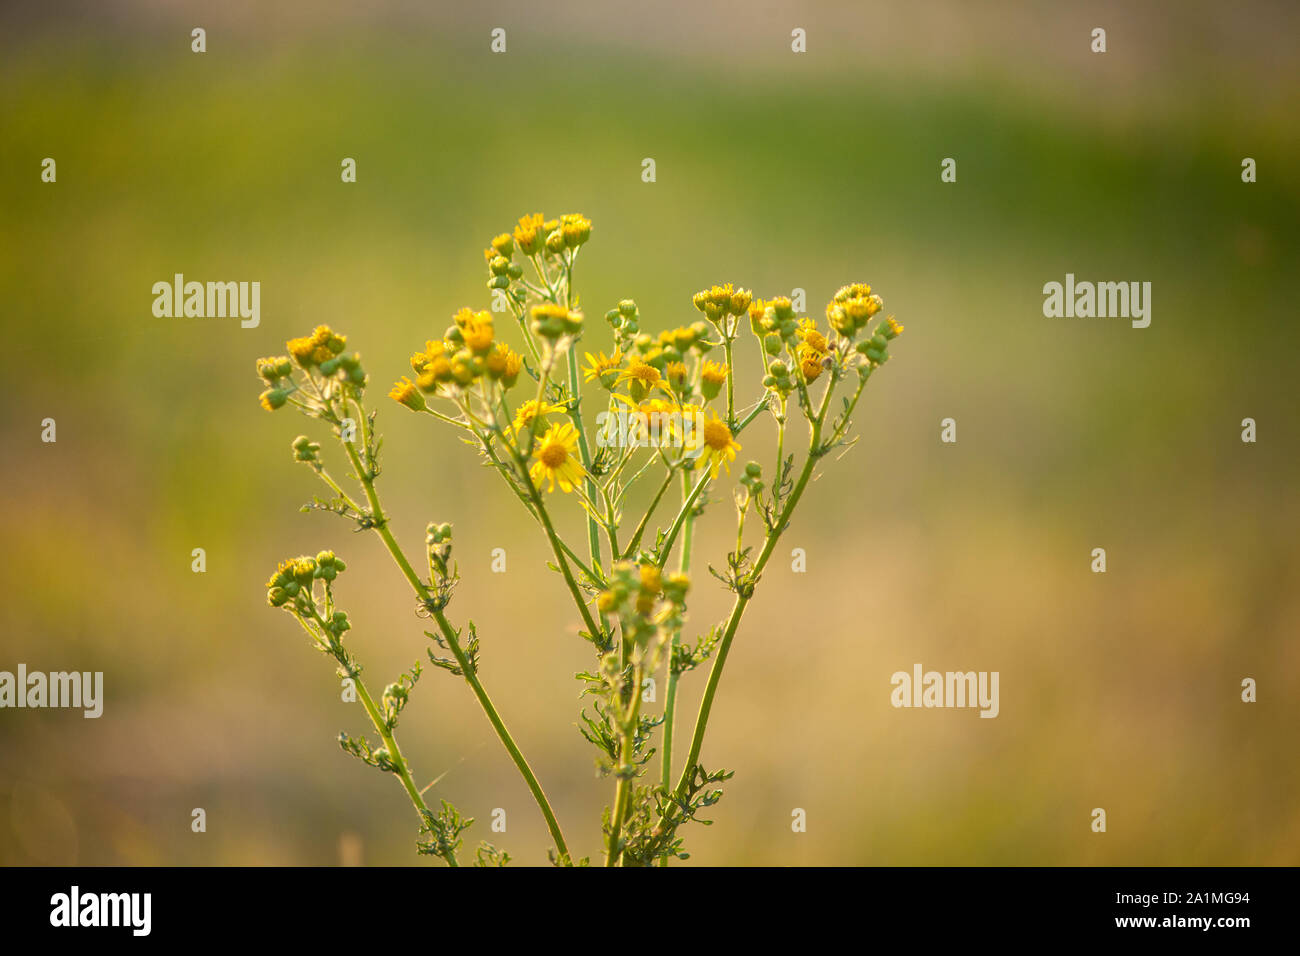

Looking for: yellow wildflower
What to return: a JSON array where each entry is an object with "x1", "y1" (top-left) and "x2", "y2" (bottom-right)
[
  {"x1": 688, "y1": 409, "x2": 741, "y2": 479},
  {"x1": 530, "y1": 423, "x2": 585, "y2": 493},
  {"x1": 616, "y1": 358, "x2": 667, "y2": 402},
  {"x1": 582, "y1": 349, "x2": 623, "y2": 388},
  {"x1": 514, "y1": 212, "x2": 545, "y2": 255},
  {"x1": 700, "y1": 359, "x2": 728, "y2": 400},
  {"x1": 389, "y1": 377, "x2": 426, "y2": 411},
  {"x1": 512, "y1": 398, "x2": 565, "y2": 435}
]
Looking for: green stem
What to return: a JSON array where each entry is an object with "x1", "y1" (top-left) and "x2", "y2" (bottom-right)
[
  {"x1": 294, "y1": 611, "x2": 455, "y2": 866},
  {"x1": 620, "y1": 465, "x2": 676, "y2": 560},
  {"x1": 656, "y1": 471, "x2": 695, "y2": 864},
  {"x1": 606, "y1": 662, "x2": 644, "y2": 867},
  {"x1": 566, "y1": 344, "x2": 603, "y2": 571},
  {"x1": 654, "y1": 468, "x2": 710, "y2": 569},
  {"x1": 723, "y1": 330, "x2": 736, "y2": 427},
  {"x1": 665, "y1": 375, "x2": 839, "y2": 816},
  {"x1": 339, "y1": 398, "x2": 572, "y2": 864}
]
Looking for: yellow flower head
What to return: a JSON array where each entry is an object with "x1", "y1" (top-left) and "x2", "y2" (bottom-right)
[
  {"x1": 658, "y1": 325, "x2": 698, "y2": 353},
  {"x1": 700, "y1": 359, "x2": 728, "y2": 400},
  {"x1": 617, "y1": 358, "x2": 666, "y2": 402},
  {"x1": 514, "y1": 212, "x2": 546, "y2": 256},
  {"x1": 636, "y1": 563, "x2": 662, "y2": 615},
  {"x1": 748, "y1": 298, "x2": 772, "y2": 334},
  {"x1": 389, "y1": 377, "x2": 426, "y2": 411},
  {"x1": 582, "y1": 349, "x2": 623, "y2": 389},
  {"x1": 796, "y1": 318, "x2": 828, "y2": 355},
  {"x1": 289, "y1": 325, "x2": 346, "y2": 366},
  {"x1": 455, "y1": 307, "x2": 495, "y2": 354},
  {"x1": 411, "y1": 339, "x2": 447, "y2": 374},
  {"x1": 501, "y1": 348, "x2": 523, "y2": 388},
  {"x1": 560, "y1": 212, "x2": 592, "y2": 248},
  {"x1": 530, "y1": 422, "x2": 585, "y2": 493},
  {"x1": 729, "y1": 287, "x2": 752, "y2": 316},
  {"x1": 491, "y1": 233, "x2": 514, "y2": 259},
  {"x1": 512, "y1": 398, "x2": 565, "y2": 435},
  {"x1": 798, "y1": 343, "x2": 828, "y2": 383},
  {"x1": 664, "y1": 361, "x2": 688, "y2": 392},
  {"x1": 256, "y1": 356, "x2": 293, "y2": 382},
  {"x1": 615, "y1": 395, "x2": 685, "y2": 446},
  {"x1": 287, "y1": 335, "x2": 319, "y2": 367},
  {"x1": 485, "y1": 343, "x2": 519, "y2": 383},
  {"x1": 531, "y1": 302, "x2": 583, "y2": 339},
  {"x1": 829, "y1": 283, "x2": 883, "y2": 336},
  {"x1": 417, "y1": 354, "x2": 453, "y2": 391},
  {"x1": 689, "y1": 409, "x2": 741, "y2": 479}
]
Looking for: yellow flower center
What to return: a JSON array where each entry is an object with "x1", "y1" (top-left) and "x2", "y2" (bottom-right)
[
  {"x1": 703, "y1": 419, "x2": 732, "y2": 451},
  {"x1": 628, "y1": 362, "x2": 660, "y2": 385},
  {"x1": 540, "y1": 442, "x2": 569, "y2": 468}
]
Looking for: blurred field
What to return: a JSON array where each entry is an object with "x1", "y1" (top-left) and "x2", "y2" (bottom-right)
[{"x1": 1, "y1": 0, "x2": 1297, "y2": 865}]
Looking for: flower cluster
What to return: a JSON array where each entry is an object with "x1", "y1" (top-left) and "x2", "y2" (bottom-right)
[{"x1": 253, "y1": 209, "x2": 906, "y2": 867}]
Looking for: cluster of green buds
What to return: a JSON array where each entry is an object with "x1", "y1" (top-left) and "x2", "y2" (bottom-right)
[
  {"x1": 257, "y1": 355, "x2": 297, "y2": 411},
  {"x1": 762, "y1": 358, "x2": 795, "y2": 394},
  {"x1": 292, "y1": 434, "x2": 321, "y2": 464},
  {"x1": 853, "y1": 315, "x2": 905, "y2": 374},
  {"x1": 739, "y1": 461, "x2": 764, "y2": 496},
  {"x1": 750, "y1": 297, "x2": 800, "y2": 356},
  {"x1": 426, "y1": 521, "x2": 454, "y2": 579},
  {"x1": 826, "y1": 283, "x2": 884, "y2": 340},
  {"x1": 266, "y1": 551, "x2": 348, "y2": 609},
  {"x1": 692, "y1": 283, "x2": 752, "y2": 325},
  {"x1": 530, "y1": 302, "x2": 585, "y2": 341},
  {"x1": 485, "y1": 232, "x2": 526, "y2": 295},
  {"x1": 286, "y1": 325, "x2": 366, "y2": 386},
  {"x1": 601, "y1": 298, "x2": 648, "y2": 355},
  {"x1": 382, "y1": 679, "x2": 411, "y2": 723}
]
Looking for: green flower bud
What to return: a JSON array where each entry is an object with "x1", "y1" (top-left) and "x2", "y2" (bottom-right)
[
  {"x1": 489, "y1": 256, "x2": 510, "y2": 277},
  {"x1": 618, "y1": 299, "x2": 637, "y2": 319},
  {"x1": 507, "y1": 262, "x2": 523, "y2": 280},
  {"x1": 488, "y1": 275, "x2": 509, "y2": 289},
  {"x1": 763, "y1": 333, "x2": 782, "y2": 356},
  {"x1": 744, "y1": 461, "x2": 762, "y2": 479},
  {"x1": 259, "y1": 388, "x2": 290, "y2": 411}
]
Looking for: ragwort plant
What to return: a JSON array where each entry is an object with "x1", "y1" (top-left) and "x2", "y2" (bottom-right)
[{"x1": 255, "y1": 212, "x2": 904, "y2": 866}]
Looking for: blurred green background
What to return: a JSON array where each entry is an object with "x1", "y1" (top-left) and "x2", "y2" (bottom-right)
[{"x1": 2, "y1": 0, "x2": 1297, "y2": 865}]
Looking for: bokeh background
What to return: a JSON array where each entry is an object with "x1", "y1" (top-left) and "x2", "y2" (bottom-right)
[{"x1": 2, "y1": 0, "x2": 1297, "y2": 866}]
